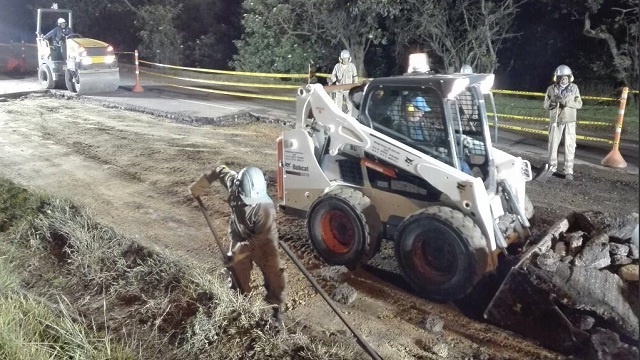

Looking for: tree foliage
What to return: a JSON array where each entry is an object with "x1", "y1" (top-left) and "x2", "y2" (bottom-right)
[
  {"x1": 233, "y1": 0, "x2": 400, "y2": 76},
  {"x1": 393, "y1": 0, "x2": 522, "y2": 73},
  {"x1": 540, "y1": 0, "x2": 639, "y2": 89}
]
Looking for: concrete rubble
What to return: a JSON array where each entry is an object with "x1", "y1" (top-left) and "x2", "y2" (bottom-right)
[{"x1": 485, "y1": 211, "x2": 639, "y2": 359}]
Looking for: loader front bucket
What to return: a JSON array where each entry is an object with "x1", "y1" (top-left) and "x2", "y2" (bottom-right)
[{"x1": 484, "y1": 212, "x2": 639, "y2": 356}]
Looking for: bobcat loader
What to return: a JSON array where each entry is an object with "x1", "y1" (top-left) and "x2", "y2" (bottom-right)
[
  {"x1": 276, "y1": 54, "x2": 535, "y2": 301},
  {"x1": 35, "y1": 8, "x2": 120, "y2": 95}
]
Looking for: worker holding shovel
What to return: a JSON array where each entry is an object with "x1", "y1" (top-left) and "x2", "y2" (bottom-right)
[
  {"x1": 540, "y1": 65, "x2": 583, "y2": 181},
  {"x1": 189, "y1": 165, "x2": 286, "y2": 329}
]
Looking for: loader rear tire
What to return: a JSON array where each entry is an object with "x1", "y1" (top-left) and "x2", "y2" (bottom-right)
[
  {"x1": 395, "y1": 206, "x2": 484, "y2": 302},
  {"x1": 307, "y1": 187, "x2": 382, "y2": 269},
  {"x1": 38, "y1": 64, "x2": 55, "y2": 89}
]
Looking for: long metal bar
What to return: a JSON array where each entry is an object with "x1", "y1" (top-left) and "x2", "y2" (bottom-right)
[
  {"x1": 278, "y1": 240, "x2": 383, "y2": 360},
  {"x1": 195, "y1": 197, "x2": 248, "y2": 294}
]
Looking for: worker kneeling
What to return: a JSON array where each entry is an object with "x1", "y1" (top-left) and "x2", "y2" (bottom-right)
[{"x1": 189, "y1": 165, "x2": 286, "y2": 329}]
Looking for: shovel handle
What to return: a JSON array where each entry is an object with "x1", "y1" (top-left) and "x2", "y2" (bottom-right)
[
  {"x1": 195, "y1": 197, "x2": 227, "y2": 256},
  {"x1": 194, "y1": 196, "x2": 248, "y2": 294}
]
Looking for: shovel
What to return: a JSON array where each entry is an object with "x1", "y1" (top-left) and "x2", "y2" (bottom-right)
[
  {"x1": 194, "y1": 196, "x2": 248, "y2": 294},
  {"x1": 534, "y1": 105, "x2": 560, "y2": 182}
]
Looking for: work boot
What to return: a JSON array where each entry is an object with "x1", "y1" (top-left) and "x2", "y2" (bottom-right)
[
  {"x1": 565, "y1": 174, "x2": 574, "y2": 181},
  {"x1": 268, "y1": 306, "x2": 283, "y2": 333}
]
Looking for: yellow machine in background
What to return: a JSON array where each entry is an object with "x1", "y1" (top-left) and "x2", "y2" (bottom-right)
[{"x1": 36, "y1": 8, "x2": 120, "y2": 94}]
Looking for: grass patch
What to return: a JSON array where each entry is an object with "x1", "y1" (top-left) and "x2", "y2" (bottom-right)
[
  {"x1": 0, "y1": 178, "x2": 362, "y2": 359},
  {"x1": 0, "y1": 178, "x2": 47, "y2": 232}
]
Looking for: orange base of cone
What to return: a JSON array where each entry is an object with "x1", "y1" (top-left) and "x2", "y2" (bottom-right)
[
  {"x1": 601, "y1": 148, "x2": 627, "y2": 168},
  {"x1": 132, "y1": 81, "x2": 144, "y2": 93}
]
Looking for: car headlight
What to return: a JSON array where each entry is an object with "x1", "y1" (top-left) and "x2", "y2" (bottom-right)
[{"x1": 81, "y1": 57, "x2": 92, "y2": 65}]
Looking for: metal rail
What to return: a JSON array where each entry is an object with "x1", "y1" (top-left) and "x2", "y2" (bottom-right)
[{"x1": 278, "y1": 241, "x2": 383, "y2": 360}]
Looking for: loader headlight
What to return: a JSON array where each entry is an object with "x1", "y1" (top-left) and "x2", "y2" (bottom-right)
[
  {"x1": 106, "y1": 45, "x2": 114, "y2": 53},
  {"x1": 105, "y1": 55, "x2": 115, "y2": 64},
  {"x1": 447, "y1": 78, "x2": 470, "y2": 99},
  {"x1": 479, "y1": 74, "x2": 495, "y2": 94}
]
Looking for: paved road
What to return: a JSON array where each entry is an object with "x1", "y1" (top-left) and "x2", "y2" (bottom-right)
[{"x1": 2, "y1": 68, "x2": 637, "y2": 176}]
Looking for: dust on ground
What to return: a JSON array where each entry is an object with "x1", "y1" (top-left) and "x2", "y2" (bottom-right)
[{"x1": 0, "y1": 93, "x2": 637, "y2": 359}]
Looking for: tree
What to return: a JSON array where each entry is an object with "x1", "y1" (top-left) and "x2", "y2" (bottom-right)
[
  {"x1": 581, "y1": 0, "x2": 639, "y2": 88},
  {"x1": 539, "y1": 0, "x2": 639, "y2": 90},
  {"x1": 393, "y1": 0, "x2": 522, "y2": 73},
  {"x1": 233, "y1": 0, "x2": 401, "y2": 76}
]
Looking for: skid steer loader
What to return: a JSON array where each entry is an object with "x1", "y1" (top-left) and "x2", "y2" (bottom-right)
[
  {"x1": 35, "y1": 8, "x2": 120, "y2": 95},
  {"x1": 276, "y1": 54, "x2": 535, "y2": 301}
]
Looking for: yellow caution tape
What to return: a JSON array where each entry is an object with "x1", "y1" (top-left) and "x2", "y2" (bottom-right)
[
  {"x1": 487, "y1": 113, "x2": 611, "y2": 127},
  {"x1": 139, "y1": 60, "x2": 309, "y2": 79},
  {"x1": 167, "y1": 83, "x2": 295, "y2": 101},
  {"x1": 140, "y1": 69, "x2": 300, "y2": 89},
  {"x1": 491, "y1": 123, "x2": 613, "y2": 144},
  {"x1": 491, "y1": 89, "x2": 618, "y2": 101},
  {"x1": 492, "y1": 89, "x2": 545, "y2": 97}
]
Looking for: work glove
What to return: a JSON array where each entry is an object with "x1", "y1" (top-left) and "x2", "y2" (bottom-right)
[{"x1": 189, "y1": 174, "x2": 210, "y2": 198}]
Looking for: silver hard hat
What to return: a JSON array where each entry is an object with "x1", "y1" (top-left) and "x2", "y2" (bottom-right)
[
  {"x1": 236, "y1": 166, "x2": 271, "y2": 205},
  {"x1": 554, "y1": 65, "x2": 572, "y2": 76}
]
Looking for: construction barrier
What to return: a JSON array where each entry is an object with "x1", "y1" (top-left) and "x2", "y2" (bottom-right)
[
  {"x1": 132, "y1": 50, "x2": 144, "y2": 93},
  {"x1": 601, "y1": 87, "x2": 629, "y2": 168},
  {"x1": 487, "y1": 113, "x2": 611, "y2": 127},
  {"x1": 120, "y1": 54, "x2": 635, "y2": 148},
  {"x1": 491, "y1": 89, "x2": 620, "y2": 102}
]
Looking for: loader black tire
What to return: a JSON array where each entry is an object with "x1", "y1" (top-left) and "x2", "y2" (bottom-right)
[
  {"x1": 394, "y1": 206, "x2": 485, "y2": 302},
  {"x1": 307, "y1": 187, "x2": 382, "y2": 269},
  {"x1": 38, "y1": 64, "x2": 55, "y2": 89}
]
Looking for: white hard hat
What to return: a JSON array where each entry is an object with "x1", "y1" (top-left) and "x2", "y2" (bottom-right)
[
  {"x1": 236, "y1": 167, "x2": 271, "y2": 205},
  {"x1": 460, "y1": 64, "x2": 473, "y2": 74},
  {"x1": 57, "y1": 18, "x2": 66, "y2": 24},
  {"x1": 340, "y1": 49, "x2": 350, "y2": 60}
]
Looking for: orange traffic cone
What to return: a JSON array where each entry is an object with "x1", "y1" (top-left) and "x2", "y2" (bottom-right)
[
  {"x1": 601, "y1": 87, "x2": 629, "y2": 168},
  {"x1": 132, "y1": 50, "x2": 144, "y2": 93}
]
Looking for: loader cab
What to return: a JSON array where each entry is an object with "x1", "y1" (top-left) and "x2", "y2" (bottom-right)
[{"x1": 357, "y1": 74, "x2": 496, "y2": 188}]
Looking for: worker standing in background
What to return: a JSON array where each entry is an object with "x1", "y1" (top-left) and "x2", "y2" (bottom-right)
[
  {"x1": 330, "y1": 49, "x2": 358, "y2": 115},
  {"x1": 543, "y1": 65, "x2": 583, "y2": 181},
  {"x1": 43, "y1": 18, "x2": 73, "y2": 61},
  {"x1": 189, "y1": 165, "x2": 286, "y2": 329}
]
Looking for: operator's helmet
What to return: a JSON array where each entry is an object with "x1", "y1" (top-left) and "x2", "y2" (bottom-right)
[
  {"x1": 340, "y1": 49, "x2": 351, "y2": 62},
  {"x1": 235, "y1": 166, "x2": 271, "y2": 205},
  {"x1": 460, "y1": 64, "x2": 473, "y2": 74},
  {"x1": 553, "y1": 65, "x2": 573, "y2": 82},
  {"x1": 57, "y1": 18, "x2": 66, "y2": 25},
  {"x1": 411, "y1": 96, "x2": 431, "y2": 112}
]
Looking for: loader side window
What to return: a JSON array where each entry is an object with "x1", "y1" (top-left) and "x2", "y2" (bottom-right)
[
  {"x1": 366, "y1": 87, "x2": 454, "y2": 167},
  {"x1": 451, "y1": 90, "x2": 488, "y2": 179}
]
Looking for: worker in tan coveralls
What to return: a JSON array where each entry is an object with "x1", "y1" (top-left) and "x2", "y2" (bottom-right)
[
  {"x1": 189, "y1": 165, "x2": 286, "y2": 327},
  {"x1": 330, "y1": 49, "x2": 358, "y2": 115},
  {"x1": 543, "y1": 65, "x2": 583, "y2": 181}
]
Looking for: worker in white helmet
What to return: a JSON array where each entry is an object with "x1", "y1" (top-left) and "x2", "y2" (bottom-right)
[
  {"x1": 330, "y1": 49, "x2": 359, "y2": 116},
  {"x1": 43, "y1": 17, "x2": 73, "y2": 60},
  {"x1": 543, "y1": 65, "x2": 583, "y2": 181},
  {"x1": 189, "y1": 165, "x2": 286, "y2": 329}
]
